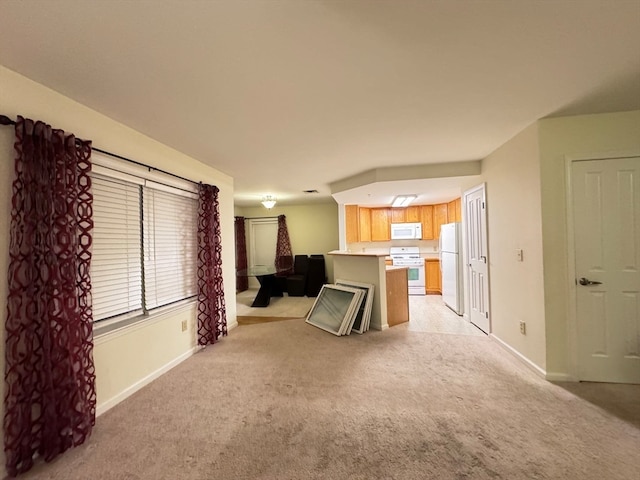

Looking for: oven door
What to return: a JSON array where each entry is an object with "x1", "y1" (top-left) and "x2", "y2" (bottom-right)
[{"x1": 406, "y1": 264, "x2": 425, "y2": 295}]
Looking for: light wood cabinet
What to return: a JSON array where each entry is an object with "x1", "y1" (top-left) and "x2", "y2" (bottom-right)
[
  {"x1": 447, "y1": 200, "x2": 457, "y2": 223},
  {"x1": 371, "y1": 208, "x2": 391, "y2": 241},
  {"x1": 420, "y1": 205, "x2": 434, "y2": 239},
  {"x1": 386, "y1": 267, "x2": 409, "y2": 326},
  {"x1": 346, "y1": 199, "x2": 460, "y2": 243},
  {"x1": 390, "y1": 208, "x2": 406, "y2": 223},
  {"x1": 433, "y1": 203, "x2": 449, "y2": 239},
  {"x1": 359, "y1": 207, "x2": 371, "y2": 242},
  {"x1": 345, "y1": 205, "x2": 372, "y2": 243},
  {"x1": 345, "y1": 205, "x2": 359, "y2": 244},
  {"x1": 425, "y1": 259, "x2": 441, "y2": 294},
  {"x1": 405, "y1": 206, "x2": 422, "y2": 223},
  {"x1": 447, "y1": 198, "x2": 463, "y2": 222}
]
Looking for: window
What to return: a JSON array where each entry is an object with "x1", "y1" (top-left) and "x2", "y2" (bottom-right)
[{"x1": 90, "y1": 156, "x2": 198, "y2": 324}]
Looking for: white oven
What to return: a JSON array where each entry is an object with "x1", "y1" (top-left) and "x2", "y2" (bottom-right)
[{"x1": 389, "y1": 246, "x2": 425, "y2": 295}]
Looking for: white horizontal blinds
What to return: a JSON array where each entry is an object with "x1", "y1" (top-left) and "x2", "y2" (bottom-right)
[
  {"x1": 143, "y1": 184, "x2": 197, "y2": 310},
  {"x1": 91, "y1": 175, "x2": 143, "y2": 321}
]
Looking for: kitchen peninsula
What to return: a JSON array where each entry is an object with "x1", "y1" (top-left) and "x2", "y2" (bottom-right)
[{"x1": 328, "y1": 250, "x2": 409, "y2": 330}]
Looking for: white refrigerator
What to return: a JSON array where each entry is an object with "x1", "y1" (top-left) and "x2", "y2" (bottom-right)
[{"x1": 439, "y1": 222, "x2": 463, "y2": 315}]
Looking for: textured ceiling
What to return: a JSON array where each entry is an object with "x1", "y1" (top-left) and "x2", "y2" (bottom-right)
[{"x1": 0, "y1": 0, "x2": 638, "y2": 206}]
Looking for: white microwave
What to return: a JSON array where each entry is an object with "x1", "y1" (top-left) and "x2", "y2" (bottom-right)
[{"x1": 390, "y1": 222, "x2": 422, "y2": 240}]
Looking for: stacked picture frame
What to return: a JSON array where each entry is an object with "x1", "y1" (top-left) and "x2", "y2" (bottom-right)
[{"x1": 305, "y1": 280, "x2": 375, "y2": 336}]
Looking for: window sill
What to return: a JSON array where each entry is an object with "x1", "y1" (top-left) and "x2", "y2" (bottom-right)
[{"x1": 94, "y1": 299, "x2": 197, "y2": 343}]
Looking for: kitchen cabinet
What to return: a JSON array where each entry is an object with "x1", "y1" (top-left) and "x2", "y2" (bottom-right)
[
  {"x1": 420, "y1": 205, "x2": 434, "y2": 239},
  {"x1": 405, "y1": 206, "x2": 422, "y2": 223},
  {"x1": 345, "y1": 205, "x2": 372, "y2": 242},
  {"x1": 390, "y1": 208, "x2": 406, "y2": 223},
  {"x1": 346, "y1": 199, "x2": 460, "y2": 243},
  {"x1": 386, "y1": 267, "x2": 409, "y2": 326},
  {"x1": 371, "y1": 208, "x2": 391, "y2": 241},
  {"x1": 425, "y1": 259, "x2": 441, "y2": 294},
  {"x1": 447, "y1": 198, "x2": 463, "y2": 222},
  {"x1": 433, "y1": 203, "x2": 448, "y2": 239},
  {"x1": 359, "y1": 207, "x2": 371, "y2": 242},
  {"x1": 345, "y1": 205, "x2": 359, "y2": 244}
]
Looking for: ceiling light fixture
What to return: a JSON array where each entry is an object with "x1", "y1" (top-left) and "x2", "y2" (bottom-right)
[
  {"x1": 261, "y1": 195, "x2": 277, "y2": 209},
  {"x1": 391, "y1": 195, "x2": 417, "y2": 208}
]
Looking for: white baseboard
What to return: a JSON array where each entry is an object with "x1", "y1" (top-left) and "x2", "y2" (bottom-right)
[
  {"x1": 545, "y1": 372, "x2": 578, "y2": 382},
  {"x1": 96, "y1": 346, "x2": 198, "y2": 417},
  {"x1": 489, "y1": 334, "x2": 547, "y2": 379},
  {"x1": 227, "y1": 319, "x2": 239, "y2": 331}
]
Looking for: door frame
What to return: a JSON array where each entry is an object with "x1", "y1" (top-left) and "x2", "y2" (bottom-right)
[
  {"x1": 463, "y1": 182, "x2": 490, "y2": 332},
  {"x1": 564, "y1": 149, "x2": 640, "y2": 381},
  {"x1": 247, "y1": 217, "x2": 278, "y2": 288}
]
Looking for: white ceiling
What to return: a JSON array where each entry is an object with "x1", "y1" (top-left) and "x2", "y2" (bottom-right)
[{"x1": 0, "y1": 0, "x2": 639, "y2": 207}]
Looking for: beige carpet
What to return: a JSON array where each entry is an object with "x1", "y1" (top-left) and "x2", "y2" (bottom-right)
[
  {"x1": 17, "y1": 319, "x2": 640, "y2": 480},
  {"x1": 236, "y1": 288, "x2": 316, "y2": 318}
]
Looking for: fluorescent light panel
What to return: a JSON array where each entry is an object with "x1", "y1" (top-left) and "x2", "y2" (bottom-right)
[{"x1": 391, "y1": 195, "x2": 416, "y2": 207}]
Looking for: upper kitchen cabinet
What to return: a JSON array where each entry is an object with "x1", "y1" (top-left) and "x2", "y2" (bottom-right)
[
  {"x1": 345, "y1": 205, "x2": 372, "y2": 242},
  {"x1": 405, "y1": 206, "x2": 422, "y2": 223},
  {"x1": 447, "y1": 198, "x2": 463, "y2": 222},
  {"x1": 359, "y1": 207, "x2": 371, "y2": 242},
  {"x1": 433, "y1": 203, "x2": 449, "y2": 239},
  {"x1": 371, "y1": 208, "x2": 391, "y2": 241},
  {"x1": 390, "y1": 208, "x2": 406, "y2": 223},
  {"x1": 345, "y1": 205, "x2": 359, "y2": 243},
  {"x1": 420, "y1": 205, "x2": 434, "y2": 239},
  {"x1": 345, "y1": 199, "x2": 460, "y2": 243}
]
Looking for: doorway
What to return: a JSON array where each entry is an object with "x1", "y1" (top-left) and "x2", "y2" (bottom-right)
[
  {"x1": 569, "y1": 155, "x2": 640, "y2": 384},
  {"x1": 247, "y1": 218, "x2": 278, "y2": 289}
]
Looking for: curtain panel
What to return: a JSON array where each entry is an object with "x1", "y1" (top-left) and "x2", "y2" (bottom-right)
[
  {"x1": 196, "y1": 183, "x2": 227, "y2": 346},
  {"x1": 234, "y1": 216, "x2": 248, "y2": 292},
  {"x1": 4, "y1": 117, "x2": 96, "y2": 476},
  {"x1": 275, "y1": 214, "x2": 294, "y2": 275}
]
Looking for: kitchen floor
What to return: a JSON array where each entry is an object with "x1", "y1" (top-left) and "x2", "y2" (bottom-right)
[{"x1": 407, "y1": 295, "x2": 486, "y2": 336}]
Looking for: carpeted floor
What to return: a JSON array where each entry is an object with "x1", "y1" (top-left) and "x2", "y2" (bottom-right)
[{"x1": 17, "y1": 319, "x2": 640, "y2": 480}]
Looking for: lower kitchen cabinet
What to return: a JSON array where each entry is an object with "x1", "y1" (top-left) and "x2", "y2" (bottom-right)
[
  {"x1": 386, "y1": 267, "x2": 409, "y2": 326},
  {"x1": 425, "y1": 259, "x2": 441, "y2": 294}
]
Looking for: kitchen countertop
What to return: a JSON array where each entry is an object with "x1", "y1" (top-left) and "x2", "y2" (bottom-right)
[{"x1": 328, "y1": 250, "x2": 388, "y2": 257}]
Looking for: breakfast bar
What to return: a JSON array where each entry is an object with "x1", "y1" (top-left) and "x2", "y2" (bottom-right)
[{"x1": 328, "y1": 250, "x2": 409, "y2": 330}]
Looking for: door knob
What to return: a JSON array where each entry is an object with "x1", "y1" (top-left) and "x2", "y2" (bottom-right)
[{"x1": 578, "y1": 277, "x2": 602, "y2": 286}]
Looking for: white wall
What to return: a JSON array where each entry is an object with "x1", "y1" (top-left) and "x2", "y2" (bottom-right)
[
  {"x1": 538, "y1": 110, "x2": 640, "y2": 378},
  {"x1": 480, "y1": 123, "x2": 547, "y2": 370},
  {"x1": 0, "y1": 65, "x2": 238, "y2": 462},
  {"x1": 235, "y1": 203, "x2": 339, "y2": 282}
]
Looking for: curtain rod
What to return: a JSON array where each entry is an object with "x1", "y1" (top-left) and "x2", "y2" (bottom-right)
[{"x1": 0, "y1": 114, "x2": 197, "y2": 186}]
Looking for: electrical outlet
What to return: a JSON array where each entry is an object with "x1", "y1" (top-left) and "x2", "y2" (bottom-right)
[
  {"x1": 181, "y1": 320, "x2": 188, "y2": 332},
  {"x1": 519, "y1": 321, "x2": 526, "y2": 335}
]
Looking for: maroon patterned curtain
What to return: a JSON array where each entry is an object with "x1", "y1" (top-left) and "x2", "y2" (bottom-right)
[
  {"x1": 275, "y1": 214, "x2": 294, "y2": 275},
  {"x1": 234, "y1": 216, "x2": 248, "y2": 292},
  {"x1": 197, "y1": 183, "x2": 227, "y2": 346},
  {"x1": 4, "y1": 117, "x2": 96, "y2": 477}
]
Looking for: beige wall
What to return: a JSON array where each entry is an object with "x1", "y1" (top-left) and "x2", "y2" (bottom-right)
[
  {"x1": 0, "y1": 65, "x2": 238, "y2": 446},
  {"x1": 235, "y1": 203, "x2": 340, "y2": 282},
  {"x1": 538, "y1": 110, "x2": 640, "y2": 378},
  {"x1": 480, "y1": 123, "x2": 547, "y2": 370}
]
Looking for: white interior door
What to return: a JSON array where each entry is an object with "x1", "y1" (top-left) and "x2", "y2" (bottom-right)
[
  {"x1": 571, "y1": 156, "x2": 640, "y2": 384},
  {"x1": 248, "y1": 219, "x2": 278, "y2": 288},
  {"x1": 464, "y1": 184, "x2": 490, "y2": 333}
]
